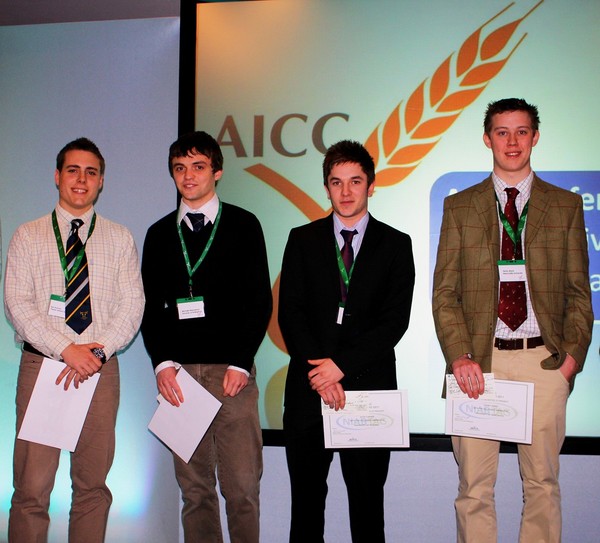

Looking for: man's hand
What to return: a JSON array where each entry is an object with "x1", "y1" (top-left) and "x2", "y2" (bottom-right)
[
  {"x1": 223, "y1": 369, "x2": 249, "y2": 397},
  {"x1": 451, "y1": 355, "x2": 485, "y2": 399},
  {"x1": 559, "y1": 353, "x2": 579, "y2": 384},
  {"x1": 308, "y1": 358, "x2": 344, "y2": 391},
  {"x1": 56, "y1": 342, "x2": 104, "y2": 390},
  {"x1": 318, "y1": 382, "x2": 346, "y2": 411},
  {"x1": 157, "y1": 367, "x2": 184, "y2": 407}
]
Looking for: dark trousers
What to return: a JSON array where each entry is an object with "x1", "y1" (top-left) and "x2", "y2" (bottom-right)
[{"x1": 284, "y1": 409, "x2": 390, "y2": 543}]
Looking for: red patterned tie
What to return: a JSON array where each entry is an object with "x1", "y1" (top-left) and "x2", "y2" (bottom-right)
[{"x1": 498, "y1": 187, "x2": 527, "y2": 330}]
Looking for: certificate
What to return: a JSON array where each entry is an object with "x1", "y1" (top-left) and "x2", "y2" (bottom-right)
[
  {"x1": 445, "y1": 376, "x2": 534, "y2": 444},
  {"x1": 148, "y1": 367, "x2": 222, "y2": 463},
  {"x1": 322, "y1": 390, "x2": 409, "y2": 448},
  {"x1": 18, "y1": 357, "x2": 101, "y2": 452}
]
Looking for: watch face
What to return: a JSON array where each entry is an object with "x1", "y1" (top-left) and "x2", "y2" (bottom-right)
[{"x1": 92, "y1": 347, "x2": 106, "y2": 363}]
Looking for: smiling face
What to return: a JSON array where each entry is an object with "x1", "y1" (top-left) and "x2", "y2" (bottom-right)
[
  {"x1": 483, "y1": 109, "x2": 539, "y2": 185},
  {"x1": 325, "y1": 161, "x2": 374, "y2": 226},
  {"x1": 55, "y1": 150, "x2": 104, "y2": 216},
  {"x1": 171, "y1": 150, "x2": 222, "y2": 209}
]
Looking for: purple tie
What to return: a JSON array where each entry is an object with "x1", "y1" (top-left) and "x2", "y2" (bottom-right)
[
  {"x1": 340, "y1": 229, "x2": 357, "y2": 302},
  {"x1": 498, "y1": 188, "x2": 527, "y2": 330}
]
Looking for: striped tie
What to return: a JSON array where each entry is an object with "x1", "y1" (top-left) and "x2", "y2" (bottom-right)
[{"x1": 65, "y1": 219, "x2": 92, "y2": 334}]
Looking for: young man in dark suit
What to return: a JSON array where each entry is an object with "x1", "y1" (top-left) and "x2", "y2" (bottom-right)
[
  {"x1": 140, "y1": 131, "x2": 272, "y2": 543},
  {"x1": 278, "y1": 140, "x2": 415, "y2": 543}
]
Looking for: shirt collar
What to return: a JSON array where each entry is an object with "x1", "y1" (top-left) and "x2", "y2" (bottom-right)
[
  {"x1": 177, "y1": 193, "x2": 220, "y2": 225},
  {"x1": 55, "y1": 204, "x2": 95, "y2": 238},
  {"x1": 333, "y1": 212, "x2": 370, "y2": 236},
  {"x1": 492, "y1": 170, "x2": 534, "y2": 201}
]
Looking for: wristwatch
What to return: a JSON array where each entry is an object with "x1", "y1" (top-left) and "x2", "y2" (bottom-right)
[{"x1": 91, "y1": 347, "x2": 107, "y2": 364}]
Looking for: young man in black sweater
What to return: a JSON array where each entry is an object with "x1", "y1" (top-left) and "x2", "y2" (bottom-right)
[{"x1": 141, "y1": 131, "x2": 272, "y2": 543}]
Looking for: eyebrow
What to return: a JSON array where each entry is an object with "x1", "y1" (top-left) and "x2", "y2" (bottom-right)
[
  {"x1": 493, "y1": 125, "x2": 531, "y2": 130},
  {"x1": 173, "y1": 159, "x2": 209, "y2": 167},
  {"x1": 64, "y1": 164, "x2": 99, "y2": 172}
]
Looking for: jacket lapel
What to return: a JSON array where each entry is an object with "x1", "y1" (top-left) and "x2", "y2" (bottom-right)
[
  {"x1": 472, "y1": 177, "x2": 500, "y2": 262},
  {"x1": 525, "y1": 175, "x2": 550, "y2": 248}
]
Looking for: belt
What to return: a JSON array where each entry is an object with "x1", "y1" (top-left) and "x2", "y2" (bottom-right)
[
  {"x1": 494, "y1": 336, "x2": 544, "y2": 350},
  {"x1": 23, "y1": 342, "x2": 47, "y2": 357}
]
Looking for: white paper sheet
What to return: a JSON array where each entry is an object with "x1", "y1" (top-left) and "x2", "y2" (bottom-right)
[
  {"x1": 322, "y1": 390, "x2": 409, "y2": 448},
  {"x1": 148, "y1": 367, "x2": 222, "y2": 463},
  {"x1": 445, "y1": 377, "x2": 534, "y2": 444},
  {"x1": 18, "y1": 357, "x2": 100, "y2": 452}
]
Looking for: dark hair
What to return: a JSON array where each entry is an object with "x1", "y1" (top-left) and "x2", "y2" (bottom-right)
[
  {"x1": 483, "y1": 98, "x2": 540, "y2": 134},
  {"x1": 322, "y1": 140, "x2": 376, "y2": 186},
  {"x1": 168, "y1": 131, "x2": 223, "y2": 177},
  {"x1": 56, "y1": 137, "x2": 105, "y2": 175}
]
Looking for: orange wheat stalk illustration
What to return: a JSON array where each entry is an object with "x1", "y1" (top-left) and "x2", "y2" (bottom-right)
[{"x1": 365, "y1": 0, "x2": 543, "y2": 186}]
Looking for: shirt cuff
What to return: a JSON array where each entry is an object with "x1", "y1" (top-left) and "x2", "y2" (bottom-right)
[
  {"x1": 227, "y1": 365, "x2": 250, "y2": 377},
  {"x1": 155, "y1": 360, "x2": 181, "y2": 376},
  {"x1": 154, "y1": 361, "x2": 249, "y2": 378}
]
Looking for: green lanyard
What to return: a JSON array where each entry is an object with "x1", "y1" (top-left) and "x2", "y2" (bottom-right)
[
  {"x1": 52, "y1": 210, "x2": 96, "y2": 284},
  {"x1": 177, "y1": 202, "x2": 222, "y2": 297},
  {"x1": 335, "y1": 238, "x2": 356, "y2": 293},
  {"x1": 495, "y1": 195, "x2": 529, "y2": 253}
]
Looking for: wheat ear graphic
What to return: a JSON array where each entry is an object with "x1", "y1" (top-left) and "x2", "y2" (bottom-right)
[{"x1": 365, "y1": 0, "x2": 543, "y2": 186}]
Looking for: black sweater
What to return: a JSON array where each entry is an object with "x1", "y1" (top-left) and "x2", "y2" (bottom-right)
[{"x1": 140, "y1": 202, "x2": 272, "y2": 372}]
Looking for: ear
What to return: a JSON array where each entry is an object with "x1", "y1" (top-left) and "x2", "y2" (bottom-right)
[
  {"x1": 54, "y1": 169, "x2": 60, "y2": 188},
  {"x1": 483, "y1": 132, "x2": 492, "y2": 149},
  {"x1": 324, "y1": 184, "x2": 331, "y2": 200},
  {"x1": 368, "y1": 181, "x2": 376, "y2": 197},
  {"x1": 532, "y1": 130, "x2": 540, "y2": 147},
  {"x1": 214, "y1": 170, "x2": 223, "y2": 182}
]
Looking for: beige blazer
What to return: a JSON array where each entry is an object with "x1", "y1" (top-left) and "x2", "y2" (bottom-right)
[{"x1": 432, "y1": 175, "x2": 593, "y2": 376}]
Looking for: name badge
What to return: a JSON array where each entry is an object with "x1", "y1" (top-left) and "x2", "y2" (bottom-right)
[
  {"x1": 498, "y1": 260, "x2": 526, "y2": 282},
  {"x1": 336, "y1": 303, "x2": 345, "y2": 325},
  {"x1": 48, "y1": 294, "x2": 65, "y2": 318},
  {"x1": 176, "y1": 296, "x2": 205, "y2": 320}
]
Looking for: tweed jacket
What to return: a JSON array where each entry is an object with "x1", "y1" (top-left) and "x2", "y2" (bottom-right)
[{"x1": 432, "y1": 174, "x2": 593, "y2": 376}]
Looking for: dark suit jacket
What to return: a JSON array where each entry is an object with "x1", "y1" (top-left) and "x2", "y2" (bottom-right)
[
  {"x1": 432, "y1": 175, "x2": 593, "y2": 377},
  {"x1": 278, "y1": 213, "x2": 415, "y2": 420}
]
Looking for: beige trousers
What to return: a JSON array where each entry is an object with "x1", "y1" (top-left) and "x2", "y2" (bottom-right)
[{"x1": 452, "y1": 345, "x2": 570, "y2": 543}]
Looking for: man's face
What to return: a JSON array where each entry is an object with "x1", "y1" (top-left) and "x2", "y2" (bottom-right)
[
  {"x1": 171, "y1": 151, "x2": 222, "y2": 209},
  {"x1": 483, "y1": 110, "x2": 539, "y2": 183},
  {"x1": 55, "y1": 150, "x2": 104, "y2": 216},
  {"x1": 325, "y1": 161, "x2": 374, "y2": 226}
]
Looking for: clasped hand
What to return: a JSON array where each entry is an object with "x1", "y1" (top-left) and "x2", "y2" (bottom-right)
[
  {"x1": 308, "y1": 358, "x2": 346, "y2": 410},
  {"x1": 56, "y1": 342, "x2": 104, "y2": 390}
]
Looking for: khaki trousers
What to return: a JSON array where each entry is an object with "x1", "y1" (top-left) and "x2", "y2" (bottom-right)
[
  {"x1": 173, "y1": 364, "x2": 262, "y2": 543},
  {"x1": 8, "y1": 351, "x2": 120, "y2": 543},
  {"x1": 452, "y1": 345, "x2": 569, "y2": 543}
]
